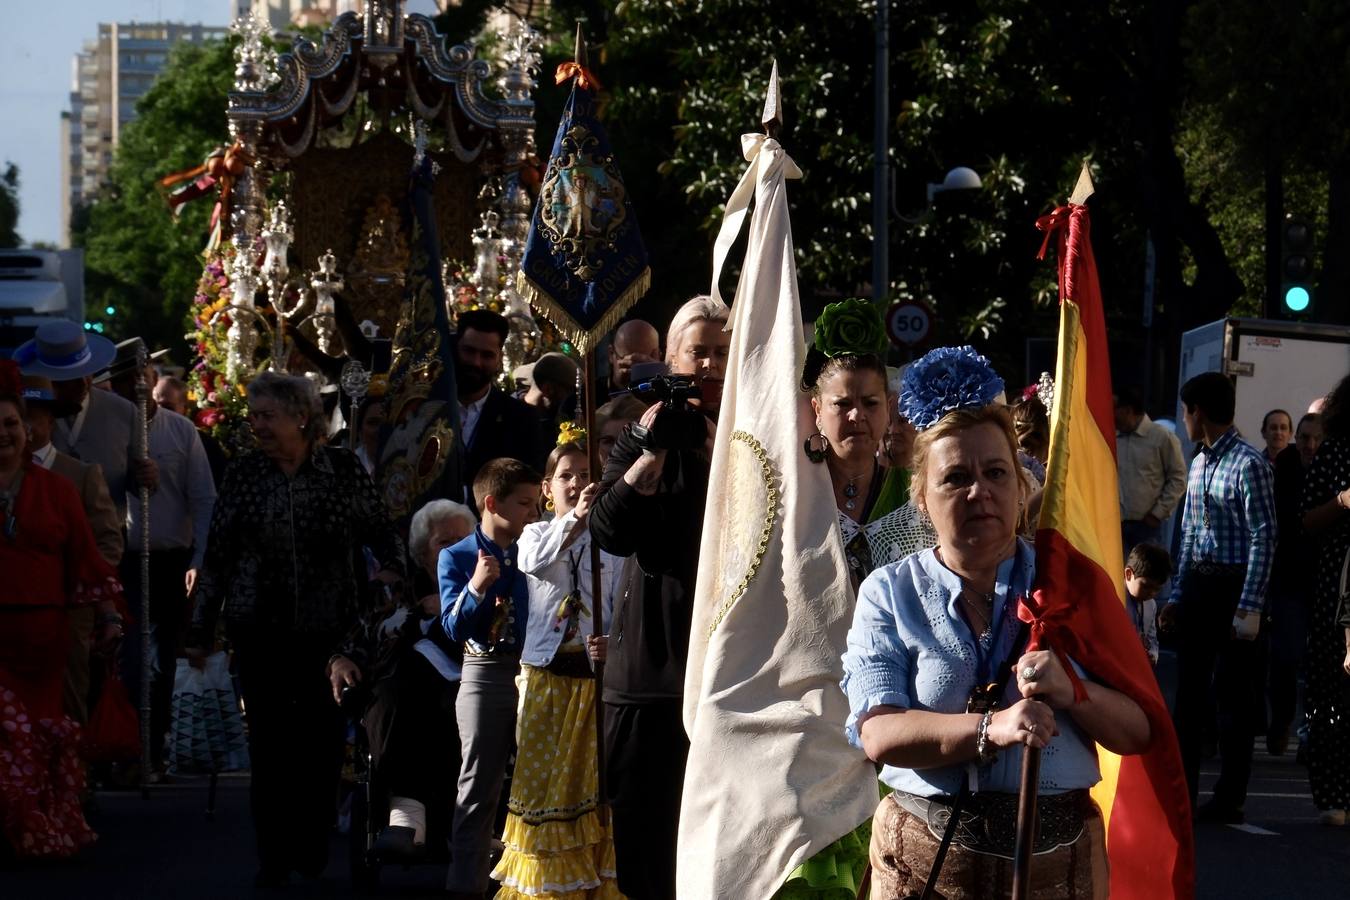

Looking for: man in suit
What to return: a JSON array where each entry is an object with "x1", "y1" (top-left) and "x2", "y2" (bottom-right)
[
  {"x1": 22, "y1": 374, "x2": 123, "y2": 724},
  {"x1": 14, "y1": 320, "x2": 141, "y2": 520},
  {"x1": 455, "y1": 309, "x2": 546, "y2": 505}
]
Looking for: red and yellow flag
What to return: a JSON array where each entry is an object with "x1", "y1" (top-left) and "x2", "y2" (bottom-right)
[{"x1": 1022, "y1": 197, "x2": 1195, "y2": 898}]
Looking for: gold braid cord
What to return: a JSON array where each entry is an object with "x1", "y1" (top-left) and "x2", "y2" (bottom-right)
[{"x1": 706, "y1": 430, "x2": 780, "y2": 636}]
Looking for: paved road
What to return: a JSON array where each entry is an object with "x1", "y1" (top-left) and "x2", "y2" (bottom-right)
[
  {"x1": 1195, "y1": 750, "x2": 1350, "y2": 898},
  {"x1": 4, "y1": 773, "x2": 447, "y2": 900},
  {"x1": 6, "y1": 650, "x2": 1346, "y2": 898}
]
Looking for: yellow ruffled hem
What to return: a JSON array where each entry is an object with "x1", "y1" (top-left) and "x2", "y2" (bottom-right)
[
  {"x1": 494, "y1": 878, "x2": 623, "y2": 900},
  {"x1": 501, "y1": 807, "x2": 606, "y2": 855},
  {"x1": 491, "y1": 812, "x2": 619, "y2": 899}
]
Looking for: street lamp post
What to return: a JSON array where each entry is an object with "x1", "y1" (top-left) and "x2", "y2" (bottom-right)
[
  {"x1": 872, "y1": 2, "x2": 983, "y2": 299},
  {"x1": 872, "y1": 0, "x2": 890, "y2": 304}
]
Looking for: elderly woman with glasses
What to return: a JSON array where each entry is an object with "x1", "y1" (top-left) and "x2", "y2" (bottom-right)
[{"x1": 188, "y1": 371, "x2": 405, "y2": 888}]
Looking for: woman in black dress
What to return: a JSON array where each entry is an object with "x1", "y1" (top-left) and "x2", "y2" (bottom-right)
[{"x1": 1300, "y1": 375, "x2": 1350, "y2": 825}]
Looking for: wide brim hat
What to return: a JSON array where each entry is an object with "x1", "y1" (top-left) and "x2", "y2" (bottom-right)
[
  {"x1": 20, "y1": 374, "x2": 80, "y2": 417},
  {"x1": 13, "y1": 320, "x2": 117, "y2": 381},
  {"x1": 93, "y1": 337, "x2": 149, "y2": 385}
]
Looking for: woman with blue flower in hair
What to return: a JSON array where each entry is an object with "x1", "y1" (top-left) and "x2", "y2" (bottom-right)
[{"x1": 842, "y1": 346, "x2": 1151, "y2": 898}]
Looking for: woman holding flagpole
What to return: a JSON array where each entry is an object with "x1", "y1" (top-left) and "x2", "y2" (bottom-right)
[
  {"x1": 491, "y1": 430, "x2": 621, "y2": 900},
  {"x1": 840, "y1": 346, "x2": 1150, "y2": 899}
]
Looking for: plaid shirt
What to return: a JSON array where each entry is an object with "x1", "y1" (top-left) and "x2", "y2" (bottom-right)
[{"x1": 1172, "y1": 428, "x2": 1277, "y2": 612}]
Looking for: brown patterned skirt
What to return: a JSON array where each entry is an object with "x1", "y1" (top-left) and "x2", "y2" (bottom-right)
[{"x1": 868, "y1": 790, "x2": 1109, "y2": 899}]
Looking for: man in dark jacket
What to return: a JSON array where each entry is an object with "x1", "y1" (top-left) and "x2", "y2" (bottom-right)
[
  {"x1": 455, "y1": 310, "x2": 546, "y2": 504},
  {"x1": 589, "y1": 295, "x2": 729, "y2": 900}
]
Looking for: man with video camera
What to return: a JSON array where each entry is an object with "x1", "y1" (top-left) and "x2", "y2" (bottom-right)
[{"x1": 590, "y1": 295, "x2": 730, "y2": 900}]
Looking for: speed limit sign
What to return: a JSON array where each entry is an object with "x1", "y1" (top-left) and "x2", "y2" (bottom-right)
[{"x1": 885, "y1": 300, "x2": 935, "y2": 348}]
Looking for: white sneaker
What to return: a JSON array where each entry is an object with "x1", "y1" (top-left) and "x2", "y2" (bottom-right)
[{"x1": 1318, "y1": 809, "x2": 1346, "y2": 826}]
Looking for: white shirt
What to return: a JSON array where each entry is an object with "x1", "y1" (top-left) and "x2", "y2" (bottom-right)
[
  {"x1": 62, "y1": 398, "x2": 91, "y2": 447},
  {"x1": 518, "y1": 510, "x2": 619, "y2": 668},
  {"x1": 125, "y1": 407, "x2": 217, "y2": 569},
  {"x1": 1117, "y1": 415, "x2": 1188, "y2": 522},
  {"x1": 31, "y1": 442, "x2": 56, "y2": 469},
  {"x1": 460, "y1": 392, "x2": 489, "y2": 450},
  {"x1": 355, "y1": 445, "x2": 374, "y2": 474}
]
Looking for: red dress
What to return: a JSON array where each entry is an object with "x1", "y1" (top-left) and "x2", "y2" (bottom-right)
[{"x1": 0, "y1": 461, "x2": 119, "y2": 858}]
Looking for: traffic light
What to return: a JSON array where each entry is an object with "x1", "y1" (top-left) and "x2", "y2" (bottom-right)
[{"x1": 1280, "y1": 217, "x2": 1314, "y2": 319}]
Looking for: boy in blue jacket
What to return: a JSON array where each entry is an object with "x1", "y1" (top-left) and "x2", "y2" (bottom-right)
[{"x1": 439, "y1": 457, "x2": 541, "y2": 899}]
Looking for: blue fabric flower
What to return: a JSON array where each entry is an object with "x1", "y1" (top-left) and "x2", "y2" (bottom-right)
[{"x1": 899, "y1": 345, "x2": 1005, "y2": 430}]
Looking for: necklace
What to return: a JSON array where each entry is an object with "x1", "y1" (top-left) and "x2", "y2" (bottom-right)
[
  {"x1": 842, "y1": 468, "x2": 869, "y2": 511},
  {"x1": 961, "y1": 587, "x2": 995, "y2": 637}
]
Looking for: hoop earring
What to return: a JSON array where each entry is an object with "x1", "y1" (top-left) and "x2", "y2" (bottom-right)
[
  {"x1": 804, "y1": 431, "x2": 829, "y2": 464},
  {"x1": 545, "y1": 498, "x2": 555, "y2": 512}
]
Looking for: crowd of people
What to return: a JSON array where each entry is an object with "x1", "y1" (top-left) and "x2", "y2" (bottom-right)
[{"x1": 3, "y1": 295, "x2": 1350, "y2": 900}]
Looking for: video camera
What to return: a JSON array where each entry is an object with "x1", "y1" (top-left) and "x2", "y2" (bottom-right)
[{"x1": 622, "y1": 362, "x2": 712, "y2": 452}]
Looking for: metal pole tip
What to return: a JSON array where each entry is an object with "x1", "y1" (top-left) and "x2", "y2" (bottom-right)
[
  {"x1": 573, "y1": 22, "x2": 588, "y2": 68},
  {"x1": 762, "y1": 59, "x2": 783, "y2": 138}
]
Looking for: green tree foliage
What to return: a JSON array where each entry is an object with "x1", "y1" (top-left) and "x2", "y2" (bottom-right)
[
  {"x1": 551, "y1": 2, "x2": 1182, "y2": 380},
  {"x1": 72, "y1": 40, "x2": 234, "y2": 354},
  {"x1": 1182, "y1": 0, "x2": 1348, "y2": 321},
  {"x1": 0, "y1": 163, "x2": 20, "y2": 249}
]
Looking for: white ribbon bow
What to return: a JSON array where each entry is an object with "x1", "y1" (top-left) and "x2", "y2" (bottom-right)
[{"x1": 710, "y1": 134, "x2": 803, "y2": 307}]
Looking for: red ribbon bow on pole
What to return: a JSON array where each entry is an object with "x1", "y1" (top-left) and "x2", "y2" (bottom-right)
[
  {"x1": 555, "y1": 61, "x2": 604, "y2": 93},
  {"x1": 1016, "y1": 589, "x2": 1090, "y2": 704}
]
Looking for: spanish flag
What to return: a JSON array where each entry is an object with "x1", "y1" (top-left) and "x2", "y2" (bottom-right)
[{"x1": 1023, "y1": 174, "x2": 1195, "y2": 898}]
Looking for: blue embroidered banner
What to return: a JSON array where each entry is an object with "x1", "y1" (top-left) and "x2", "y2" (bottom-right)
[
  {"x1": 516, "y1": 71, "x2": 651, "y2": 355},
  {"x1": 376, "y1": 146, "x2": 463, "y2": 523}
]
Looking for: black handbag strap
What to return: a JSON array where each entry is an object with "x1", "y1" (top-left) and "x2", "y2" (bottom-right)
[
  {"x1": 917, "y1": 780, "x2": 970, "y2": 900},
  {"x1": 918, "y1": 620, "x2": 1031, "y2": 900},
  {"x1": 855, "y1": 622, "x2": 1032, "y2": 900}
]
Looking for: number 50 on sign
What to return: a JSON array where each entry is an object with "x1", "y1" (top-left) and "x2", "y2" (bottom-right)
[{"x1": 885, "y1": 300, "x2": 934, "y2": 348}]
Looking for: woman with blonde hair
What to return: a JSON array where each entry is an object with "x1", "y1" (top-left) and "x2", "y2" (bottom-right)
[
  {"x1": 590, "y1": 294, "x2": 730, "y2": 899},
  {"x1": 842, "y1": 346, "x2": 1150, "y2": 898}
]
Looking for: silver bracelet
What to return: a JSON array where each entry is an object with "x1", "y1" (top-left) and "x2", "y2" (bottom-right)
[{"x1": 975, "y1": 708, "x2": 998, "y2": 766}]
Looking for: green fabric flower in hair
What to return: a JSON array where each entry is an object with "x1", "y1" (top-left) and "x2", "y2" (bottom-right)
[{"x1": 813, "y1": 298, "x2": 888, "y2": 358}]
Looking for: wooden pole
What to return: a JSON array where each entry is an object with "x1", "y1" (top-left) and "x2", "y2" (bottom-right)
[
  {"x1": 582, "y1": 349, "x2": 608, "y2": 826},
  {"x1": 136, "y1": 343, "x2": 153, "y2": 800},
  {"x1": 1011, "y1": 742, "x2": 1040, "y2": 898}
]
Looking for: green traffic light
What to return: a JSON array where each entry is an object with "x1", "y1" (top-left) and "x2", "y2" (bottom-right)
[
  {"x1": 1285, "y1": 285, "x2": 1311, "y2": 312},
  {"x1": 105, "y1": 305, "x2": 116, "y2": 316}
]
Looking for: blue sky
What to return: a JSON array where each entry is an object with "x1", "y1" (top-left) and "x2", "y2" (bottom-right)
[
  {"x1": 0, "y1": 1, "x2": 443, "y2": 248},
  {"x1": 0, "y1": 2, "x2": 230, "y2": 247}
]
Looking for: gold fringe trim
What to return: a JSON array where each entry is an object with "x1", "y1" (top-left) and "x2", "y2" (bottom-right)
[{"x1": 516, "y1": 267, "x2": 652, "y2": 357}]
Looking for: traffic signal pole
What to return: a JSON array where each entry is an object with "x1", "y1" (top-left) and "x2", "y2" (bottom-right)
[{"x1": 1265, "y1": 142, "x2": 1282, "y2": 320}]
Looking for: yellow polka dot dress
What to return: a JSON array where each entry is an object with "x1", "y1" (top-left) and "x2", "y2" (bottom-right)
[{"x1": 491, "y1": 661, "x2": 622, "y2": 899}]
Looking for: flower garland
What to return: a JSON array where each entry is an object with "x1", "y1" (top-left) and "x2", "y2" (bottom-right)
[{"x1": 184, "y1": 244, "x2": 253, "y2": 455}]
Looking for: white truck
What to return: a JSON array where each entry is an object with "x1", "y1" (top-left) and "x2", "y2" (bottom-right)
[
  {"x1": 1176, "y1": 317, "x2": 1350, "y2": 454},
  {"x1": 0, "y1": 248, "x2": 85, "y2": 357}
]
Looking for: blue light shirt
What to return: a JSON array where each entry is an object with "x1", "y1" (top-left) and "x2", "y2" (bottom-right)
[
  {"x1": 841, "y1": 538, "x2": 1101, "y2": 797},
  {"x1": 1170, "y1": 427, "x2": 1277, "y2": 612},
  {"x1": 439, "y1": 527, "x2": 529, "y2": 653}
]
